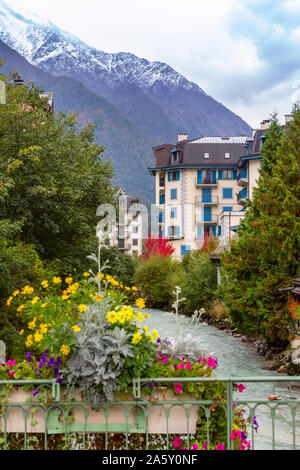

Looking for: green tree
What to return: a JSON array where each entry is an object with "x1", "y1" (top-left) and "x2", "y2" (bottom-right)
[
  {"x1": 180, "y1": 251, "x2": 217, "y2": 312},
  {"x1": 220, "y1": 107, "x2": 300, "y2": 346},
  {"x1": 0, "y1": 69, "x2": 115, "y2": 275}
]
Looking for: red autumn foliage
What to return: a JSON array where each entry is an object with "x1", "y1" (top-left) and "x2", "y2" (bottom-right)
[{"x1": 142, "y1": 234, "x2": 175, "y2": 259}]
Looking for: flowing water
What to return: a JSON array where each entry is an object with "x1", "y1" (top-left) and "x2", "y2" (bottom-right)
[{"x1": 143, "y1": 308, "x2": 300, "y2": 450}]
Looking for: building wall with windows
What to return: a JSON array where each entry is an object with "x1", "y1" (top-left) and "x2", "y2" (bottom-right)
[{"x1": 150, "y1": 136, "x2": 247, "y2": 258}]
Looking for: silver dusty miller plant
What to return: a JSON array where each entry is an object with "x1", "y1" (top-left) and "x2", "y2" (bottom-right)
[
  {"x1": 62, "y1": 230, "x2": 134, "y2": 409},
  {"x1": 157, "y1": 286, "x2": 207, "y2": 362}
]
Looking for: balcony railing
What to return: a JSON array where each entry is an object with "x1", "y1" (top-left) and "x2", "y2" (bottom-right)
[
  {"x1": 237, "y1": 188, "x2": 248, "y2": 206},
  {"x1": 237, "y1": 171, "x2": 249, "y2": 187},
  {"x1": 195, "y1": 214, "x2": 218, "y2": 224},
  {"x1": 195, "y1": 177, "x2": 217, "y2": 187},
  {"x1": 195, "y1": 195, "x2": 219, "y2": 205},
  {"x1": 2, "y1": 376, "x2": 300, "y2": 450}
]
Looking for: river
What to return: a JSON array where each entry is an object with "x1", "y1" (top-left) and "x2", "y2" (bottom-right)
[{"x1": 143, "y1": 308, "x2": 300, "y2": 450}]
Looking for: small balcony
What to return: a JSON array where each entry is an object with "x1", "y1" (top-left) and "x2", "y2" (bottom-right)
[
  {"x1": 195, "y1": 195, "x2": 219, "y2": 205},
  {"x1": 237, "y1": 188, "x2": 248, "y2": 206},
  {"x1": 237, "y1": 170, "x2": 249, "y2": 187},
  {"x1": 195, "y1": 177, "x2": 217, "y2": 187},
  {"x1": 195, "y1": 214, "x2": 218, "y2": 225}
]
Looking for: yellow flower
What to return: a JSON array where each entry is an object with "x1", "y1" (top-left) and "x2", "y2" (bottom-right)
[
  {"x1": 125, "y1": 286, "x2": 130, "y2": 291},
  {"x1": 28, "y1": 320, "x2": 36, "y2": 330},
  {"x1": 62, "y1": 294, "x2": 69, "y2": 300},
  {"x1": 151, "y1": 329, "x2": 159, "y2": 341},
  {"x1": 41, "y1": 280, "x2": 49, "y2": 288},
  {"x1": 136, "y1": 298, "x2": 146, "y2": 309},
  {"x1": 72, "y1": 325, "x2": 81, "y2": 332},
  {"x1": 107, "y1": 311, "x2": 118, "y2": 324},
  {"x1": 40, "y1": 324, "x2": 48, "y2": 334},
  {"x1": 41, "y1": 303, "x2": 47, "y2": 308},
  {"x1": 26, "y1": 335, "x2": 33, "y2": 347},
  {"x1": 19, "y1": 329, "x2": 24, "y2": 336},
  {"x1": 132, "y1": 331, "x2": 142, "y2": 344},
  {"x1": 83, "y1": 272, "x2": 90, "y2": 277},
  {"x1": 31, "y1": 296, "x2": 40, "y2": 305},
  {"x1": 132, "y1": 286, "x2": 137, "y2": 291},
  {"x1": 13, "y1": 290, "x2": 20, "y2": 297},
  {"x1": 136, "y1": 311, "x2": 144, "y2": 323},
  {"x1": 78, "y1": 304, "x2": 87, "y2": 313},
  {"x1": 34, "y1": 331, "x2": 43, "y2": 343},
  {"x1": 65, "y1": 276, "x2": 73, "y2": 285},
  {"x1": 94, "y1": 294, "x2": 103, "y2": 302},
  {"x1": 60, "y1": 344, "x2": 70, "y2": 356},
  {"x1": 144, "y1": 325, "x2": 149, "y2": 334},
  {"x1": 6, "y1": 296, "x2": 13, "y2": 306},
  {"x1": 136, "y1": 354, "x2": 140, "y2": 360},
  {"x1": 22, "y1": 286, "x2": 34, "y2": 295},
  {"x1": 53, "y1": 276, "x2": 61, "y2": 284},
  {"x1": 17, "y1": 304, "x2": 26, "y2": 312},
  {"x1": 147, "y1": 334, "x2": 154, "y2": 343}
]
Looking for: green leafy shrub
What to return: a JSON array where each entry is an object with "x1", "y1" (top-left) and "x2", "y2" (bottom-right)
[
  {"x1": 133, "y1": 254, "x2": 181, "y2": 308},
  {"x1": 180, "y1": 252, "x2": 217, "y2": 312}
]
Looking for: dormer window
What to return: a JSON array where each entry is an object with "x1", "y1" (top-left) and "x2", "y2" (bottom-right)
[
  {"x1": 171, "y1": 149, "x2": 179, "y2": 163},
  {"x1": 204, "y1": 152, "x2": 210, "y2": 159},
  {"x1": 224, "y1": 152, "x2": 230, "y2": 159}
]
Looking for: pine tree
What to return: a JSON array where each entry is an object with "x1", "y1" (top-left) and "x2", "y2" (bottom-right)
[{"x1": 220, "y1": 106, "x2": 300, "y2": 346}]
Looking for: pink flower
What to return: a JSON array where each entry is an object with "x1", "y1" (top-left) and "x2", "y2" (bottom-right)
[
  {"x1": 176, "y1": 363, "x2": 185, "y2": 369},
  {"x1": 162, "y1": 357, "x2": 169, "y2": 364},
  {"x1": 9, "y1": 370, "x2": 16, "y2": 378},
  {"x1": 206, "y1": 357, "x2": 217, "y2": 368},
  {"x1": 237, "y1": 384, "x2": 246, "y2": 393},
  {"x1": 230, "y1": 430, "x2": 241, "y2": 440},
  {"x1": 203, "y1": 442, "x2": 208, "y2": 450},
  {"x1": 216, "y1": 443, "x2": 225, "y2": 450},
  {"x1": 191, "y1": 444, "x2": 199, "y2": 450},
  {"x1": 6, "y1": 359, "x2": 16, "y2": 368},
  {"x1": 182, "y1": 356, "x2": 186, "y2": 361},
  {"x1": 173, "y1": 437, "x2": 183, "y2": 448},
  {"x1": 174, "y1": 382, "x2": 183, "y2": 394},
  {"x1": 185, "y1": 362, "x2": 191, "y2": 370},
  {"x1": 198, "y1": 357, "x2": 205, "y2": 363}
]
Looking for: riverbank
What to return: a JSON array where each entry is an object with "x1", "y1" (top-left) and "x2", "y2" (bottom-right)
[{"x1": 197, "y1": 309, "x2": 300, "y2": 377}]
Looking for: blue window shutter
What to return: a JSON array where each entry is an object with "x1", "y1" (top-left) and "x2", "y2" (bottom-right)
[
  {"x1": 159, "y1": 193, "x2": 165, "y2": 204},
  {"x1": 202, "y1": 188, "x2": 211, "y2": 203},
  {"x1": 233, "y1": 170, "x2": 237, "y2": 180},
  {"x1": 218, "y1": 225, "x2": 222, "y2": 236},
  {"x1": 212, "y1": 226, "x2": 216, "y2": 237},
  {"x1": 204, "y1": 206, "x2": 211, "y2": 221},
  {"x1": 171, "y1": 189, "x2": 177, "y2": 200},
  {"x1": 176, "y1": 171, "x2": 180, "y2": 181},
  {"x1": 168, "y1": 226, "x2": 171, "y2": 237},
  {"x1": 223, "y1": 206, "x2": 233, "y2": 212},
  {"x1": 176, "y1": 226, "x2": 180, "y2": 236},
  {"x1": 181, "y1": 245, "x2": 186, "y2": 256},
  {"x1": 212, "y1": 170, "x2": 216, "y2": 183},
  {"x1": 241, "y1": 168, "x2": 247, "y2": 178},
  {"x1": 197, "y1": 170, "x2": 202, "y2": 184},
  {"x1": 223, "y1": 188, "x2": 233, "y2": 199},
  {"x1": 168, "y1": 172, "x2": 171, "y2": 182},
  {"x1": 218, "y1": 170, "x2": 223, "y2": 180}
]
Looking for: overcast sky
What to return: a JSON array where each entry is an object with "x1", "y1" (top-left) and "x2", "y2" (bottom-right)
[{"x1": 10, "y1": 0, "x2": 300, "y2": 128}]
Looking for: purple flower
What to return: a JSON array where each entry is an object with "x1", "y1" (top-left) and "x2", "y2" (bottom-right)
[
  {"x1": 253, "y1": 415, "x2": 259, "y2": 432},
  {"x1": 25, "y1": 352, "x2": 32, "y2": 363},
  {"x1": 32, "y1": 389, "x2": 39, "y2": 397},
  {"x1": 146, "y1": 382, "x2": 154, "y2": 390}
]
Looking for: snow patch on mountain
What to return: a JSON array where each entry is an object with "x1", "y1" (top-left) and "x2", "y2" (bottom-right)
[{"x1": 0, "y1": 0, "x2": 204, "y2": 94}]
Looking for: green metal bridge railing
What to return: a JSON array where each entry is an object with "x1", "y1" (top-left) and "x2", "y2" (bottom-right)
[{"x1": 1, "y1": 376, "x2": 300, "y2": 450}]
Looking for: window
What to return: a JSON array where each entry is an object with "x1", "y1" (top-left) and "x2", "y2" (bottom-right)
[
  {"x1": 222, "y1": 206, "x2": 233, "y2": 212},
  {"x1": 168, "y1": 171, "x2": 180, "y2": 181},
  {"x1": 223, "y1": 170, "x2": 233, "y2": 180},
  {"x1": 170, "y1": 207, "x2": 177, "y2": 218},
  {"x1": 132, "y1": 226, "x2": 138, "y2": 233},
  {"x1": 204, "y1": 152, "x2": 209, "y2": 159},
  {"x1": 218, "y1": 225, "x2": 222, "y2": 236},
  {"x1": 168, "y1": 226, "x2": 180, "y2": 237},
  {"x1": 132, "y1": 239, "x2": 138, "y2": 246},
  {"x1": 158, "y1": 212, "x2": 164, "y2": 223},
  {"x1": 223, "y1": 188, "x2": 233, "y2": 199},
  {"x1": 171, "y1": 151, "x2": 179, "y2": 163},
  {"x1": 224, "y1": 152, "x2": 230, "y2": 159},
  {"x1": 170, "y1": 189, "x2": 177, "y2": 200},
  {"x1": 159, "y1": 193, "x2": 165, "y2": 204},
  {"x1": 181, "y1": 245, "x2": 191, "y2": 256}
]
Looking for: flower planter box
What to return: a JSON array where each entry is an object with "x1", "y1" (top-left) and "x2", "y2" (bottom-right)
[{"x1": 2, "y1": 387, "x2": 199, "y2": 435}]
